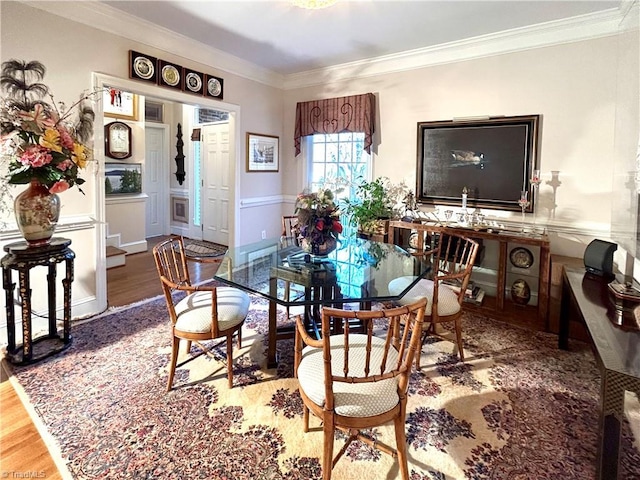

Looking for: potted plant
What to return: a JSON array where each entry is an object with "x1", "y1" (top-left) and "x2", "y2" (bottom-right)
[{"x1": 342, "y1": 177, "x2": 395, "y2": 240}]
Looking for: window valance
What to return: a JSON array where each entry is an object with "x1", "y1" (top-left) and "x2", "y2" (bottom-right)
[{"x1": 294, "y1": 93, "x2": 376, "y2": 156}]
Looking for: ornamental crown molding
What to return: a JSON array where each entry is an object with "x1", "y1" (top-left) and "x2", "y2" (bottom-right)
[
  {"x1": 22, "y1": 1, "x2": 622, "y2": 90},
  {"x1": 283, "y1": 8, "x2": 623, "y2": 89}
]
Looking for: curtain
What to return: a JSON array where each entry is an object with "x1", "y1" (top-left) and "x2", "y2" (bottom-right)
[{"x1": 294, "y1": 93, "x2": 375, "y2": 156}]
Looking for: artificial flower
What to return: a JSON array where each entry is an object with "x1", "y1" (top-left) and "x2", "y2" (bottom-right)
[
  {"x1": 1, "y1": 59, "x2": 98, "y2": 210},
  {"x1": 295, "y1": 187, "x2": 343, "y2": 245}
]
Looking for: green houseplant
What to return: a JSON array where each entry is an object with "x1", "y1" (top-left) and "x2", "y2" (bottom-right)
[{"x1": 342, "y1": 177, "x2": 395, "y2": 236}]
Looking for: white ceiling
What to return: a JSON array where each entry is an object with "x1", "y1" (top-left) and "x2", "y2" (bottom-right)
[{"x1": 100, "y1": 0, "x2": 620, "y2": 75}]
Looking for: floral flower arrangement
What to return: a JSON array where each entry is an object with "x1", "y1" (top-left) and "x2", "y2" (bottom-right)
[
  {"x1": 295, "y1": 188, "x2": 343, "y2": 246},
  {"x1": 0, "y1": 60, "x2": 96, "y2": 207}
]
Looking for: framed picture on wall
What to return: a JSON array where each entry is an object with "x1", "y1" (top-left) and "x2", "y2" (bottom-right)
[
  {"x1": 416, "y1": 115, "x2": 540, "y2": 212},
  {"x1": 103, "y1": 87, "x2": 138, "y2": 121},
  {"x1": 171, "y1": 196, "x2": 189, "y2": 224},
  {"x1": 105, "y1": 163, "x2": 142, "y2": 195},
  {"x1": 246, "y1": 133, "x2": 279, "y2": 172}
]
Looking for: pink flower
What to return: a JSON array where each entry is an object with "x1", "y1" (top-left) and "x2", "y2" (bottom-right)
[
  {"x1": 58, "y1": 127, "x2": 75, "y2": 150},
  {"x1": 56, "y1": 159, "x2": 74, "y2": 171},
  {"x1": 19, "y1": 145, "x2": 53, "y2": 168},
  {"x1": 49, "y1": 180, "x2": 69, "y2": 193}
]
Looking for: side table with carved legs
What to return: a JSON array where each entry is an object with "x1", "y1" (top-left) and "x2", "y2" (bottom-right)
[{"x1": 2, "y1": 237, "x2": 75, "y2": 364}]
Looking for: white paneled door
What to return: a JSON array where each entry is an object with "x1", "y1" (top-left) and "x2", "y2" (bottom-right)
[
  {"x1": 144, "y1": 125, "x2": 169, "y2": 237},
  {"x1": 201, "y1": 122, "x2": 230, "y2": 246}
]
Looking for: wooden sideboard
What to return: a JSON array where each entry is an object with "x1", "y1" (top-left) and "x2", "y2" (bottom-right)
[{"x1": 388, "y1": 221, "x2": 551, "y2": 331}]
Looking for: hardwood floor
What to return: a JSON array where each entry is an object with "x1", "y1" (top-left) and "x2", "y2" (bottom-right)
[{"x1": 1, "y1": 236, "x2": 222, "y2": 477}]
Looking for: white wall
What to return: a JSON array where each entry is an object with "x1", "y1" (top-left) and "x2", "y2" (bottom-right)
[{"x1": 282, "y1": 35, "x2": 623, "y2": 260}]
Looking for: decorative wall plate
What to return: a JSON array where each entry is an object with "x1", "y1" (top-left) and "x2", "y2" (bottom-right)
[
  {"x1": 158, "y1": 60, "x2": 183, "y2": 89},
  {"x1": 162, "y1": 65, "x2": 180, "y2": 86},
  {"x1": 509, "y1": 247, "x2": 534, "y2": 268},
  {"x1": 134, "y1": 57, "x2": 154, "y2": 79},
  {"x1": 207, "y1": 78, "x2": 221, "y2": 96},
  {"x1": 185, "y1": 72, "x2": 202, "y2": 92},
  {"x1": 205, "y1": 74, "x2": 224, "y2": 99},
  {"x1": 129, "y1": 50, "x2": 158, "y2": 83}
]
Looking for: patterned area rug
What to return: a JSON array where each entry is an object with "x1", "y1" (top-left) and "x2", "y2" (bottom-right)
[
  {"x1": 7, "y1": 294, "x2": 640, "y2": 479},
  {"x1": 183, "y1": 239, "x2": 227, "y2": 258}
]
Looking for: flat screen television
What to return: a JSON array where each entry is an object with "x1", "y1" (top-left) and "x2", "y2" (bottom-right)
[{"x1": 416, "y1": 115, "x2": 540, "y2": 212}]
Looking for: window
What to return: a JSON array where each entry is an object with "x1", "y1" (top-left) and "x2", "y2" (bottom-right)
[{"x1": 306, "y1": 132, "x2": 371, "y2": 201}]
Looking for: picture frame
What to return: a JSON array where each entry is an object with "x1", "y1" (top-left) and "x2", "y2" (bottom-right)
[
  {"x1": 246, "y1": 133, "x2": 279, "y2": 172},
  {"x1": 171, "y1": 196, "x2": 189, "y2": 224},
  {"x1": 416, "y1": 115, "x2": 540, "y2": 212},
  {"x1": 105, "y1": 163, "x2": 142, "y2": 195},
  {"x1": 129, "y1": 50, "x2": 158, "y2": 84},
  {"x1": 205, "y1": 74, "x2": 224, "y2": 100},
  {"x1": 103, "y1": 86, "x2": 138, "y2": 121}
]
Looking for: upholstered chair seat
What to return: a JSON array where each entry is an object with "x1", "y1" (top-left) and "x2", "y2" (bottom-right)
[
  {"x1": 174, "y1": 288, "x2": 249, "y2": 333},
  {"x1": 297, "y1": 334, "x2": 400, "y2": 417},
  {"x1": 388, "y1": 276, "x2": 461, "y2": 316}
]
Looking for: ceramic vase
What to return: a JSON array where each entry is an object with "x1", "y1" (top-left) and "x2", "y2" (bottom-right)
[{"x1": 14, "y1": 181, "x2": 61, "y2": 246}]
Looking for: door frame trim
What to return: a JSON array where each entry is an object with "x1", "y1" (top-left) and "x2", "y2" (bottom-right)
[{"x1": 92, "y1": 72, "x2": 241, "y2": 316}]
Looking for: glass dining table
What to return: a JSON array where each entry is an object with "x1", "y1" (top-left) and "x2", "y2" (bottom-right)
[{"x1": 214, "y1": 235, "x2": 431, "y2": 368}]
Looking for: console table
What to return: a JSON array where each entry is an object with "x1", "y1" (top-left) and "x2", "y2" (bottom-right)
[
  {"x1": 560, "y1": 266, "x2": 640, "y2": 479},
  {"x1": 388, "y1": 221, "x2": 551, "y2": 331},
  {"x1": 2, "y1": 237, "x2": 75, "y2": 364}
]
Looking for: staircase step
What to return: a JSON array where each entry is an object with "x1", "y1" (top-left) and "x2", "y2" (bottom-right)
[
  {"x1": 106, "y1": 246, "x2": 127, "y2": 257},
  {"x1": 106, "y1": 246, "x2": 127, "y2": 269}
]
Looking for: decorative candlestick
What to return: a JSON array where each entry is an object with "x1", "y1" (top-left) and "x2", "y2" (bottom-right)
[
  {"x1": 530, "y1": 169, "x2": 541, "y2": 232},
  {"x1": 462, "y1": 186, "x2": 468, "y2": 210},
  {"x1": 518, "y1": 190, "x2": 530, "y2": 233}
]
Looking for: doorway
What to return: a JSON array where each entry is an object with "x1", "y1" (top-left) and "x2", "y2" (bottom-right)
[{"x1": 93, "y1": 72, "x2": 241, "y2": 315}]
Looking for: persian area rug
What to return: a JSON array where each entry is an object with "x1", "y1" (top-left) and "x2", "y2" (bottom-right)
[
  {"x1": 182, "y1": 239, "x2": 227, "y2": 258},
  {"x1": 8, "y1": 295, "x2": 640, "y2": 479}
]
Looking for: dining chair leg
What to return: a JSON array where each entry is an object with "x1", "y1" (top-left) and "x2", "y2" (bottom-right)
[
  {"x1": 167, "y1": 336, "x2": 180, "y2": 392},
  {"x1": 185, "y1": 340, "x2": 192, "y2": 354},
  {"x1": 322, "y1": 413, "x2": 335, "y2": 480},
  {"x1": 237, "y1": 328, "x2": 242, "y2": 349},
  {"x1": 454, "y1": 317, "x2": 465, "y2": 361},
  {"x1": 394, "y1": 412, "x2": 410, "y2": 480},
  {"x1": 226, "y1": 334, "x2": 234, "y2": 388},
  {"x1": 303, "y1": 404, "x2": 310, "y2": 432}
]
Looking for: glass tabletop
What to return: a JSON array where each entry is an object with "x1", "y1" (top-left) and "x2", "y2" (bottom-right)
[{"x1": 214, "y1": 235, "x2": 431, "y2": 306}]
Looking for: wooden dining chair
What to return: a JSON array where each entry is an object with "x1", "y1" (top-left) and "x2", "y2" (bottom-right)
[
  {"x1": 388, "y1": 223, "x2": 480, "y2": 366},
  {"x1": 294, "y1": 298, "x2": 427, "y2": 480},
  {"x1": 281, "y1": 215, "x2": 300, "y2": 246},
  {"x1": 153, "y1": 236, "x2": 250, "y2": 391}
]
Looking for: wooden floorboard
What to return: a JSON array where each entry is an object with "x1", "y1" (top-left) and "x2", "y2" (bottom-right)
[{"x1": 1, "y1": 235, "x2": 222, "y2": 477}]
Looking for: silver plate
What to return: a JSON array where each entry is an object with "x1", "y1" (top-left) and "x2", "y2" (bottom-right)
[
  {"x1": 133, "y1": 56, "x2": 154, "y2": 80},
  {"x1": 208, "y1": 78, "x2": 221, "y2": 96},
  {"x1": 509, "y1": 247, "x2": 534, "y2": 268},
  {"x1": 185, "y1": 72, "x2": 202, "y2": 92},
  {"x1": 162, "y1": 65, "x2": 180, "y2": 87}
]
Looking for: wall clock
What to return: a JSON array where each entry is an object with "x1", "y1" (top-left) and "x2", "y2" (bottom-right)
[{"x1": 105, "y1": 121, "x2": 132, "y2": 159}]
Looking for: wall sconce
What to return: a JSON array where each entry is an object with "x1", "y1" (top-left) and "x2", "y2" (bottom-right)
[{"x1": 175, "y1": 123, "x2": 185, "y2": 185}]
